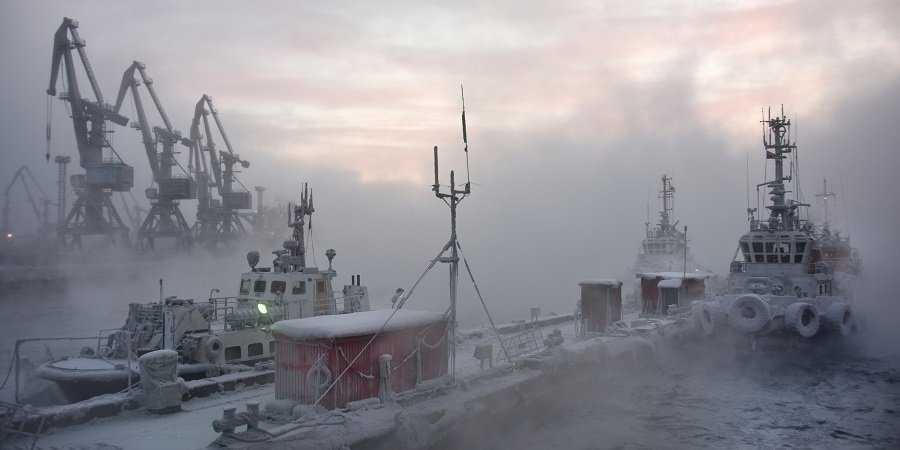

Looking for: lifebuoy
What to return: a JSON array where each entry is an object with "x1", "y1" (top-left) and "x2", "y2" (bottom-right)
[
  {"x1": 205, "y1": 337, "x2": 223, "y2": 362},
  {"x1": 784, "y1": 302, "x2": 820, "y2": 338},
  {"x1": 306, "y1": 359, "x2": 332, "y2": 395},
  {"x1": 825, "y1": 303, "x2": 854, "y2": 337},
  {"x1": 697, "y1": 302, "x2": 725, "y2": 336},
  {"x1": 728, "y1": 294, "x2": 771, "y2": 333}
]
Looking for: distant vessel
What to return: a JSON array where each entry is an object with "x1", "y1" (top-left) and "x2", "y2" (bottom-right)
[
  {"x1": 636, "y1": 175, "x2": 692, "y2": 272},
  {"x1": 34, "y1": 184, "x2": 371, "y2": 402},
  {"x1": 629, "y1": 175, "x2": 712, "y2": 310},
  {"x1": 694, "y1": 110, "x2": 860, "y2": 347}
]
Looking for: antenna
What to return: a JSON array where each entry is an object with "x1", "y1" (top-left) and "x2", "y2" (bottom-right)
[
  {"x1": 461, "y1": 84, "x2": 471, "y2": 191},
  {"x1": 431, "y1": 88, "x2": 473, "y2": 380}
]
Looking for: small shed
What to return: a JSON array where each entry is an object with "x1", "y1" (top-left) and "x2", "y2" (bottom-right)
[
  {"x1": 637, "y1": 271, "x2": 710, "y2": 315},
  {"x1": 271, "y1": 309, "x2": 449, "y2": 409},
  {"x1": 578, "y1": 279, "x2": 623, "y2": 332}
]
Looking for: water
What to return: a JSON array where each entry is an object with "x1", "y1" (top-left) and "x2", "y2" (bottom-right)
[{"x1": 437, "y1": 342, "x2": 900, "y2": 449}]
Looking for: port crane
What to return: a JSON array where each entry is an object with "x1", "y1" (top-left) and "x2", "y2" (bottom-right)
[
  {"x1": 47, "y1": 17, "x2": 132, "y2": 249},
  {"x1": 113, "y1": 61, "x2": 196, "y2": 250},
  {"x1": 2, "y1": 166, "x2": 55, "y2": 240},
  {"x1": 187, "y1": 95, "x2": 252, "y2": 247}
]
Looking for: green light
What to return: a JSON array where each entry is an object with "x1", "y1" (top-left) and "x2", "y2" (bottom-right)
[{"x1": 257, "y1": 303, "x2": 268, "y2": 314}]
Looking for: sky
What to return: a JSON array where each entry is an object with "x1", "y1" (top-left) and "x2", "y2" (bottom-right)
[{"x1": 1, "y1": 0, "x2": 900, "y2": 326}]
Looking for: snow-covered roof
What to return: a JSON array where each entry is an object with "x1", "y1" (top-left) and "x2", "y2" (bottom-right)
[
  {"x1": 658, "y1": 279, "x2": 683, "y2": 289},
  {"x1": 636, "y1": 271, "x2": 711, "y2": 280},
  {"x1": 579, "y1": 278, "x2": 622, "y2": 287},
  {"x1": 271, "y1": 309, "x2": 447, "y2": 341}
]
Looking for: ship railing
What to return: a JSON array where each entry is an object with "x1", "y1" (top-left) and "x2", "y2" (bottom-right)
[{"x1": 207, "y1": 296, "x2": 238, "y2": 322}]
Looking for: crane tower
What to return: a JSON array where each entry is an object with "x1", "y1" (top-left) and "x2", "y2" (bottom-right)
[
  {"x1": 113, "y1": 61, "x2": 196, "y2": 250},
  {"x1": 47, "y1": 17, "x2": 132, "y2": 249}
]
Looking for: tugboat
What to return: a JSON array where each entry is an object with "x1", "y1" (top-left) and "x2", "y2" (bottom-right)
[
  {"x1": 629, "y1": 175, "x2": 713, "y2": 311},
  {"x1": 636, "y1": 175, "x2": 693, "y2": 273},
  {"x1": 694, "y1": 110, "x2": 859, "y2": 347},
  {"x1": 34, "y1": 184, "x2": 371, "y2": 402}
]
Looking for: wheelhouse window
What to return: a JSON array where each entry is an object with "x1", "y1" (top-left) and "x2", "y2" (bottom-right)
[
  {"x1": 253, "y1": 280, "x2": 266, "y2": 293},
  {"x1": 239, "y1": 279, "x2": 251, "y2": 295},
  {"x1": 292, "y1": 281, "x2": 306, "y2": 295},
  {"x1": 778, "y1": 242, "x2": 791, "y2": 263},
  {"x1": 248, "y1": 343, "x2": 264, "y2": 358},
  {"x1": 271, "y1": 280, "x2": 286, "y2": 294},
  {"x1": 740, "y1": 242, "x2": 751, "y2": 262}
]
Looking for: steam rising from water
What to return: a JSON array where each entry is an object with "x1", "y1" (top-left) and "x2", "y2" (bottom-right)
[{"x1": 434, "y1": 341, "x2": 900, "y2": 449}]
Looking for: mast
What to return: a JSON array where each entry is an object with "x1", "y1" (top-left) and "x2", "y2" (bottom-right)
[
  {"x1": 815, "y1": 178, "x2": 836, "y2": 235},
  {"x1": 762, "y1": 108, "x2": 803, "y2": 231},
  {"x1": 659, "y1": 174, "x2": 675, "y2": 233},
  {"x1": 432, "y1": 86, "x2": 472, "y2": 380}
]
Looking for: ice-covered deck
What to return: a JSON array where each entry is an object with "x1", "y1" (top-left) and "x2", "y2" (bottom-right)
[{"x1": 10, "y1": 312, "x2": 672, "y2": 449}]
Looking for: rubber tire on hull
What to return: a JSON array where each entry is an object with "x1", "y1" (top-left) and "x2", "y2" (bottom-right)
[
  {"x1": 697, "y1": 303, "x2": 726, "y2": 336},
  {"x1": 825, "y1": 303, "x2": 854, "y2": 337},
  {"x1": 728, "y1": 294, "x2": 771, "y2": 333},
  {"x1": 784, "y1": 302, "x2": 821, "y2": 338}
]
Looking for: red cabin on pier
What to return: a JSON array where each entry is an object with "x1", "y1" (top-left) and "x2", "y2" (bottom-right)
[{"x1": 271, "y1": 309, "x2": 449, "y2": 409}]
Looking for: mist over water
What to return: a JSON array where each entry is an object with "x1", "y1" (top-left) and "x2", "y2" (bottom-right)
[{"x1": 435, "y1": 341, "x2": 900, "y2": 449}]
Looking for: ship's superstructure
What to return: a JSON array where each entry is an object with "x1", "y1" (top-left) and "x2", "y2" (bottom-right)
[{"x1": 695, "y1": 110, "x2": 859, "y2": 343}]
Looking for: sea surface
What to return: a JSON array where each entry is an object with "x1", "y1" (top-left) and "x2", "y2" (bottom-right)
[{"x1": 436, "y1": 341, "x2": 900, "y2": 449}]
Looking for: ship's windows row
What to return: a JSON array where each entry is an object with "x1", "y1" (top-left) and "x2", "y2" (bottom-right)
[
  {"x1": 241, "y1": 279, "x2": 308, "y2": 296},
  {"x1": 741, "y1": 240, "x2": 807, "y2": 263},
  {"x1": 643, "y1": 241, "x2": 682, "y2": 255},
  {"x1": 224, "y1": 340, "x2": 276, "y2": 362}
]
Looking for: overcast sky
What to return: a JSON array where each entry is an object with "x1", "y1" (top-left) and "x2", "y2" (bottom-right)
[{"x1": 1, "y1": 0, "x2": 899, "y2": 324}]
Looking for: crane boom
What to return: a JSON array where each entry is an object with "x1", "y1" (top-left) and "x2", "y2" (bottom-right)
[
  {"x1": 112, "y1": 61, "x2": 196, "y2": 250},
  {"x1": 47, "y1": 17, "x2": 132, "y2": 249}
]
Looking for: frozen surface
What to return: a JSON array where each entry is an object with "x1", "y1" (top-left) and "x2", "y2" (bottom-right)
[
  {"x1": 658, "y1": 278, "x2": 683, "y2": 288},
  {"x1": 271, "y1": 309, "x2": 446, "y2": 340}
]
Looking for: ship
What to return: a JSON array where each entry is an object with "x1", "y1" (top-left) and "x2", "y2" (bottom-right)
[
  {"x1": 693, "y1": 110, "x2": 860, "y2": 347},
  {"x1": 628, "y1": 175, "x2": 713, "y2": 311},
  {"x1": 30, "y1": 184, "x2": 372, "y2": 403}
]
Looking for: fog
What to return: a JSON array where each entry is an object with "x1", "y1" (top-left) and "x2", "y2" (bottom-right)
[{"x1": 1, "y1": 2, "x2": 900, "y2": 445}]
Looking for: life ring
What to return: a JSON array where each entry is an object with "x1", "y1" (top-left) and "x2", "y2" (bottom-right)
[
  {"x1": 784, "y1": 303, "x2": 820, "y2": 338},
  {"x1": 306, "y1": 359, "x2": 332, "y2": 395},
  {"x1": 728, "y1": 294, "x2": 771, "y2": 333},
  {"x1": 825, "y1": 303, "x2": 854, "y2": 337},
  {"x1": 697, "y1": 303, "x2": 725, "y2": 336},
  {"x1": 205, "y1": 337, "x2": 224, "y2": 362}
]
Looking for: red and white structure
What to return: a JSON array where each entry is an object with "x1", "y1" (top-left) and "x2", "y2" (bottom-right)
[{"x1": 271, "y1": 309, "x2": 449, "y2": 409}]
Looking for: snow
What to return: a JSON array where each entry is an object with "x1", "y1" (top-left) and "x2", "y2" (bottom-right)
[
  {"x1": 637, "y1": 271, "x2": 711, "y2": 280},
  {"x1": 578, "y1": 278, "x2": 622, "y2": 287},
  {"x1": 271, "y1": 309, "x2": 446, "y2": 340},
  {"x1": 48, "y1": 357, "x2": 127, "y2": 371},
  {"x1": 658, "y1": 278, "x2": 683, "y2": 288},
  {"x1": 9, "y1": 313, "x2": 685, "y2": 450}
]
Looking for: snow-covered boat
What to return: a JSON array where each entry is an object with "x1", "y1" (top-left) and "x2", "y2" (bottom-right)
[
  {"x1": 33, "y1": 184, "x2": 371, "y2": 402},
  {"x1": 626, "y1": 175, "x2": 714, "y2": 309},
  {"x1": 692, "y1": 110, "x2": 860, "y2": 347}
]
